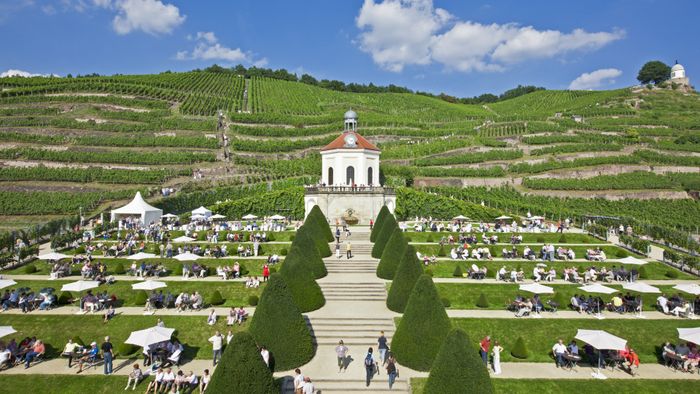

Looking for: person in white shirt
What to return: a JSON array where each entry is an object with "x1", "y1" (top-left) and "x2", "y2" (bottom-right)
[
  {"x1": 497, "y1": 266, "x2": 507, "y2": 281},
  {"x1": 207, "y1": 309, "x2": 217, "y2": 326},
  {"x1": 302, "y1": 376, "x2": 315, "y2": 394},
  {"x1": 226, "y1": 330, "x2": 234, "y2": 344},
  {"x1": 209, "y1": 331, "x2": 223, "y2": 366},
  {"x1": 156, "y1": 318, "x2": 165, "y2": 328},
  {"x1": 199, "y1": 369, "x2": 211, "y2": 393},
  {"x1": 161, "y1": 368, "x2": 175, "y2": 392},
  {"x1": 260, "y1": 346, "x2": 270, "y2": 367},
  {"x1": 293, "y1": 368, "x2": 305, "y2": 393},
  {"x1": 657, "y1": 294, "x2": 669, "y2": 314},
  {"x1": 145, "y1": 367, "x2": 164, "y2": 393},
  {"x1": 533, "y1": 267, "x2": 541, "y2": 282},
  {"x1": 552, "y1": 339, "x2": 568, "y2": 367}
]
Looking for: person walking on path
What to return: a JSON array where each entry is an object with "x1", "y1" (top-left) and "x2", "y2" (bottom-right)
[
  {"x1": 346, "y1": 242, "x2": 352, "y2": 259},
  {"x1": 386, "y1": 353, "x2": 398, "y2": 389},
  {"x1": 377, "y1": 331, "x2": 389, "y2": 365},
  {"x1": 480, "y1": 335, "x2": 491, "y2": 366},
  {"x1": 335, "y1": 340, "x2": 349, "y2": 372},
  {"x1": 262, "y1": 264, "x2": 270, "y2": 282},
  {"x1": 209, "y1": 331, "x2": 223, "y2": 366},
  {"x1": 293, "y1": 368, "x2": 305, "y2": 394},
  {"x1": 369, "y1": 219, "x2": 374, "y2": 231},
  {"x1": 302, "y1": 376, "x2": 315, "y2": 394},
  {"x1": 492, "y1": 340, "x2": 503, "y2": 375},
  {"x1": 335, "y1": 227, "x2": 341, "y2": 243},
  {"x1": 101, "y1": 336, "x2": 113, "y2": 375},
  {"x1": 365, "y1": 347, "x2": 378, "y2": 387},
  {"x1": 335, "y1": 243, "x2": 341, "y2": 259}
]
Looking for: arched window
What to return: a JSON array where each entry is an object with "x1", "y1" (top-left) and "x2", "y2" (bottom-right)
[
  {"x1": 346, "y1": 166, "x2": 355, "y2": 185},
  {"x1": 328, "y1": 167, "x2": 333, "y2": 186},
  {"x1": 368, "y1": 167, "x2": 373, "y2": 186}
]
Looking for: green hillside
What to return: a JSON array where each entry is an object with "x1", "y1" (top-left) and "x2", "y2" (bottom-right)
[{"x1": 0, "y1": 71, "x2": 698, "y2": 252}]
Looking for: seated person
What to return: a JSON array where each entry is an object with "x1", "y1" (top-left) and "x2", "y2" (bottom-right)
[
  {"x1": 496, "y1": 266, "x2": 507, "y2": 281},
  {"x1": 515, "y1": 298, "x2": 532, "y2": 317},
  {"x1": 545, "y1": 268, "x2": 556, "y2": 282},
  {"x1": 76, "y1": 342, "x2": 99, "y2": 373},
  {"x1": 0, "y1": 346, "x2": 12, "y2": 370},
  {"x1": 103, "y1": 305, "x2": 115, "y2": 323},
  {"x1": 125, "y1": 363, "x2": 143, "y2": 390},
  {"x1": 23, "y1": 340, "x2": 45, "y2": 368}
]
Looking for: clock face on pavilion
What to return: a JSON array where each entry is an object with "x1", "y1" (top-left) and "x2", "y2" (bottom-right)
[{"x1": 343, "y1": 133, "x2": 357, "y2": 147}]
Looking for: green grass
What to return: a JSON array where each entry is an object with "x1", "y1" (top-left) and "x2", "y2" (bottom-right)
[
  {"x1": 411, "y1": 378, "x2": 700, "y2": 394},
  {"x1": 413, "y1": 244, "x2": 638, "y2": 260},
  {"x1": 404, "y1": 232, "x2": 600, "y2": 244},
  {"x1": 1, "y1": 314, "x2": 249, "y2": 359},
  {"x1": 435, "y1": 283, "x2": 685, "y2": 311},
  {"x1": 62, "y1": 242, "x2": 291, "y2": 257},
  {"x1": 9, "y1": 279, "x2": 261, "y2": 307},
  {"x1": 425, "y1": 260, "x2": 692, "y2": 280}
]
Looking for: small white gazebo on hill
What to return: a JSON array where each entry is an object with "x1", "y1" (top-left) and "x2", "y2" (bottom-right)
[{"x1": 110, "y1": 192, "x2": 163, "y2": 226}]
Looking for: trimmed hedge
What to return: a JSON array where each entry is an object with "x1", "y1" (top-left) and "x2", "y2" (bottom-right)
[
  {"x1": 511, "y1": 336, "x2": 529, "y2": 359},
  {"x1": 133, "y1": 290, "x2": 148, "y2": 306},
  {"x1": 249, "y1": 274, "x2": 315, "y2": 371},
  {"x1": 298, "y1": 222, "x2": 331, "y2": 258},
  {"x1": 424, "y1": 328, "x2": 494, "y2": 394},
  {"x1": 391, "y1": 275, "x2": 451, "y2": 371},
  {"x1": 307, "y1": 205, "x2": 334, "y2": 242},
  {"x1": 387, "y1": 245, "x2": 423, "y2": 313},
  {"x1": 476, "y1": 293, "x2": 489, "y2": 308},
  {"x1": 370, "y1": 205, "x2": 390, "y2": 242},
  {"x1": 206, "y1": 331, "x2": 277, "y2": 394},
  {"x1": 371, "y1": 213, "x2": 398, "y2": 258},
  {"x1": 376, "y1": 228, "x2": 408, "y2": 280},
  {"x1": 290, "y1": 228, "x2": 327, "y2": 279},
  {"x1": 209, "y1": 290, "x2": 224, "y2": 306},
  {"x1": 113, "y1": 262, "x2": 125, "y2": 275},
  {"x1": 279, "y1": 246, "x2": 325, "y2": 312},
  {"x1": 453, "y1": 265, "x2": 463, "y2": 277}
]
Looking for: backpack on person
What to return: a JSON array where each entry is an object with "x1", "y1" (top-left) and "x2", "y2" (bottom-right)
[{"x1": 364, "y1": 354, "x2": 374, "y2": 368}]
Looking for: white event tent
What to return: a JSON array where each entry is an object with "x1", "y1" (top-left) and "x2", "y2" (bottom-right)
[
  {"x1": 111, "y1": 192, "x2": 163, "y2": 226},
  {"x1": 191, "y1": 206, "x2": 212, "y2": 219}
]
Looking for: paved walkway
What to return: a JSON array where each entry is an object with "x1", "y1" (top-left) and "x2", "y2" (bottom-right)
[
  {"x1": 429, "y1": 277, "x2": 700, "y2": 285},
  {"x1": 446, "y1": 309, "x2": 697, "y2": 320},
  {"x1": 0, "y1": 305, "x2": 256, "y2": 317}
]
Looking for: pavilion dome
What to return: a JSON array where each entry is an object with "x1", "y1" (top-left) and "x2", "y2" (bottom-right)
[
  {"x1": 671, "y1": 63, "x2": 685, "y2": 72},
  {"x1": 344, "y1": 109, "x2": 358, "y2": 120}
]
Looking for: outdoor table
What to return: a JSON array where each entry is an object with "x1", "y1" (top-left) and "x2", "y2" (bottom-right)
[
  {"x1": 605, "y1": 354, "x2": 625, "y2": 371},
  {"x1": 563, "y1": 353, "x2": 581, "y2": 370}
]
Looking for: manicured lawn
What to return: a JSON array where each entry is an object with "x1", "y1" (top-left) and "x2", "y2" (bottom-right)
[
  {"x1": 1, "y1": 314, "x2": 249, "y2": 359},
  {"x1": 411, "y1": 378, "x2": 700, "y2": 394},
  {"x1": 424, "y1": 318, "x2": 700, "y2": 363},
  {"x1": 10, "y1": 279, "x2": 262, "y2": 307},
  {"x1": 65, "y1": 241, "x2": 291, "y2": 257},
  {"x1": 7, "y1": 258, "x2": 277, "y2": 277},
  {"x1": 435, "y1": 283, "x2": 685, "y2": 311},
  {"x1": 110, "y1": 229, "x2": 296, "y2": 242},
  {"x1": 405, "y1": 232, "x2": 600, "y2": 244},
  {"x1": 413, "y1": 244, "x2": 639, "y2": 260},
  {"x1": 425, "y1": 260, "x2": 693, "y2": 280}
]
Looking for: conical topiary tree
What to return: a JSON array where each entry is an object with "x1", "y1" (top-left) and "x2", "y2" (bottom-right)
[
  {"x1": 249, "y1": 273, "x2": 315, "y2": 371},
  {"x1": 424, "y1": 328, "x2": 494, "y2": 394},
  {"x1": 371, "y1": 213, "x2": 398, "y2": 258},
  {"x1": 387, "y1": 245, "x2": 423, "y2": 313},
  {"x1": 370, "y1": 205, "x2": 390, "y2": 242},
  {"x1": 511, "y1": 336, "x2": 529, "y2": 359},
  {"x1": 376, "y1": 228, "x2": 408, "y2": 279},
  {"x1": 476, "y1": 293, "x2": 489, "y2": 308},
  {"x1": 288, "y1": 229, "x2": 327, "y2": 279},
  {"x1": 298, "y1": 223, "x2": 331, "y2": 258},
  {"x1": 307, "y1": 205, "x2": 334, "y2": 242},
  {"x1": 279, "y1": 247, "x2": 326, "y2": 312},
  {"x1": 206, "y1": 331, "x2": 277, "y2": 394},
  {"x1": 391, "y1": 274, "x2": 451, "y2": 371}
]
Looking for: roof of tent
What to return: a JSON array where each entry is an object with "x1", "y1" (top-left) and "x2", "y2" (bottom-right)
[
  {"x1": 111, "y1": 192, "x2": 162, "y2": 215},
  {"x1": 191, "y1": 206, "x2": 212, "y2": 215}
]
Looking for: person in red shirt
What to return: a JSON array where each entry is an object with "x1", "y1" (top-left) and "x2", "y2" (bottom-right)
[
  {"x1": 369, "y1": 219, "x2": 374, "y2": 231},
  {"x1": 262, "y1": 264, "x2": 270, "y2": 282},
  {"x1": 24, "y1": 340, "x2": 45, "y2": 368},
  {"x1": 624, "y1": 348, "x2": 640, "y2": 375},
  {"x1": 480, "y1": 336, "x2": 491, "y2": 366}
]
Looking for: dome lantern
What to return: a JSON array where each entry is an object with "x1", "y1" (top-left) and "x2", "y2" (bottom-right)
[{"x1": 344, "y1": 108, "x2": 358, "y2": 131}]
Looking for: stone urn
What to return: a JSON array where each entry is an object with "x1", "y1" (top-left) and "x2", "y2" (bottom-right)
[{"x1": 342, "y1": 208, "x2": 359, "y2": 225}]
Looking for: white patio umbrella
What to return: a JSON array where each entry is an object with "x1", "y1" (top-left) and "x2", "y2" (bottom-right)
[
  {"x1": 453, "y1": 215, "x2": 470, "y2": 220},
  {"x1": 495, "y1": 215, "x2": 512, "y2": 220},
  {"x1": 190, "y1": 214, "x2": 207, "y2": 221},
  {"x1": 127, "y1": 252, "x2": 157, "y2": 260},
  {"x1": 574, "y1": 329, "x2": 627, "y2": 379},
  {"x1": 132, "y1": 280, "x2": 167, "y2": 291},
  {"x1": 269, "y1": 214, "x2": 285, "y2": 220},
  {"x1": 125, "y1": 326, "x2": 175, "y2": 348},
  {"x1": 37, "y1": 252, "x2": 69, "y2": 261},
  {"x1": 173, "y1": 252, "x2": 201, "y2": 261},
  {"x1": 0, "y1": 279, "x2": 17, "y2": 290},
  {"x1": 162, "y1": 213, "x2": 179, "y2": 219},
  {"x1": 172, "y1": 236, "x2": 195, "y2": 243},
  {"x1": 622, "y1": 282, "x2": 660, "y2": 318},
  {"x1": 579, "y1": 284, "x2": 618, "y2": 319},
  {"x1": 0, "y1": 326, "x2": 16, "y2": 339},
  {"x1": 242, "y1": 214, "x2": 258, "y2": 220},
  {"x1": 529, "y1": 215, "x2": 545, "y2": 221},
  {"x1": 520, "y1": 283, "x2": 555, "y2": 294},
  {"x1": 677, "y1": 327, "x2": 700, "y2": 345},
  {"x1": 673, "y1": 283, "x2": 700, "y2": 295},
  {"x1": 210, "y1": 214, "x2": 226, "y2": 220},
  {"x1": 618, "y1": 256, "x2": 648, "y2": 265},
  {"x1": 60, "y1": 280, "x2": 100, "y2": 314}
]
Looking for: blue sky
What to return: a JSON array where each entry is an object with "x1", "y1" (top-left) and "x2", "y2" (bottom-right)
[{"x1": 0, "y1": 0, "x2": 697, "y2": 97}]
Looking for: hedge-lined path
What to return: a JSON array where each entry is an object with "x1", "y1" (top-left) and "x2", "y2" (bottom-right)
[{"x1": 275, "y1": 227, "x2": 416, "y2": 393}]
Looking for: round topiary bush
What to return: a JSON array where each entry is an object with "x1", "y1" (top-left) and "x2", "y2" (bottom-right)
[
  {"x1": 536, "y1": 236, "x2": 545, "y2": 243},
  {"x1": 174, "y1": 264, "x2": 183, "y2": 276},
  {"x1": 376, "y1": 228, "x2": 408, "y2": 280},
  {"x1": 58, "y1": 291, "x2": 73, "y2": 305},
  {"x1": 476, "y1": 293, "x2": 489, "y2": 308},
  {"x1": 370, "y1": 206, "x2": 391, "y2": 242},
  {"x1": 279, "y1": 250, "x2": 325, "y2": 313},
  {"x1": 206, "y1": 331, "x2": 277, "y2": 394},
  {"x1": 387, "y1": 245, "x2": 423, "y2": 313},
  {"x1": 118, "y1": 343, "x2": 139, "y2": 357},
  {"x1": 666, "y1": 269, "x2": 679, "y2": 279},
  {"x1": 249, "y1": 274, "x2": 314, "y2": 371},
  {"x1": 511, "y1": 336, "x2": 530, "y2": 359},
  {"x1": 372, "y1": 213, "x2": 398, "y2": 258},
  {"x1": 452, "y1": 265, "x2": 463, "y2": 278},
  {"x1": 424, "y1": 328, "x2": 493, "y2": 394},
  {"x1": 289, "y1": 235, "x2": 295, "y2": 242},
  {"x1": 552, "y1": 292, "x2": 567, "y2": 309},
  {"x1": 133, "y1": 290, "x2": 148, "y2": 306},
  {"x1": 425, "y1": 268, "x2": 434, "y2": 277},
  {"x1": 438, "y1": 244, "x2": 446, "y2": 257},
  {"x1": 616, "y1": 249, "x2": 629, "y2": 258},
  {"x1": 248, "y1": 295, "x2": 259, "y2": 306},
  {"x1": 558, "y1": 235, "x2": 568, "y2": 243},
  {"x1": 113, "y1": 262, "x2": 125, "y2": 275},
  {"x1": 391, "y1": 275, "x2": 451, "y2": 371},
  {"x1": 209, "y1": 290, "x2": 224, "y2": 306},
  {"x1": 24, "y1": 264, "x2": 37, "y2": 274},
  {"x1": 280, "y1": 248, "x2": 288, "y2": 256},
  {"x1": 441, "y1": 297, "x2": 451, "y2": 308},
  {"x1": 638, "y1": 266, "x2": 649, "y2": 279}
]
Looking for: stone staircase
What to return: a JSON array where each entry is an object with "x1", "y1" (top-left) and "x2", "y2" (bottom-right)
[{"x1": 309, "y1": 317, "x2": 395, "y2": 346}]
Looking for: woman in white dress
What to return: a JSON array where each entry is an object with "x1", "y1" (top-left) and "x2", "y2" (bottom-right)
[{"x1": 492, "y1": 340, "x2": 503, "y2": 375}]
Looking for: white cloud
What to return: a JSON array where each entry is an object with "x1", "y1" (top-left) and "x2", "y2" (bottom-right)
[
  {"x1": 108, "y1": 0, "x2": 185, "y2": 35},
  {"x1": 177, "y1": 32, "x2": 264, "y2": 65},
  {"x1": 568, "y1": 68, "x2": 622, "y2": 90},
  {"x1": 1, "y1": 69, "x2": 60, "y2": 78},
  {"x1": 356, "y1": 0, "x2": 624, "y2": 73}
]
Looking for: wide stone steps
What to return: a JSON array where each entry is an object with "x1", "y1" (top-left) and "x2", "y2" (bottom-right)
[
  {"x1": 308, "y1": 318, "x2": 395, "y2": 345},
  {"x1": 281, "y1": 378, "x2": 409, "y2": 393}
]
